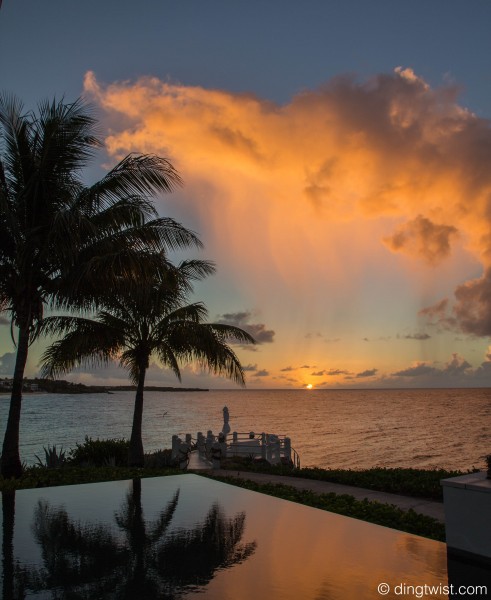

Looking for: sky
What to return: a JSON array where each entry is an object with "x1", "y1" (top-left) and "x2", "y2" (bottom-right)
[{"x1": 2, "y1": 1, "x2": 491, "y2": 389}]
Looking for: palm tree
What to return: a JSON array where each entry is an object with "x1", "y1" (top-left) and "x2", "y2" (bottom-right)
[
  {"x1": 40, "y1": 263, "x2": 255, "y2": 466},
  {"x1": 0, "y1": 95, "x2": 201, "y2": 478}
]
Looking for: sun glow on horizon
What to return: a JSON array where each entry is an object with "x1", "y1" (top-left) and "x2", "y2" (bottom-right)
[{"x1": 306, "y1": 383, "x2": 313, "y2": 389}]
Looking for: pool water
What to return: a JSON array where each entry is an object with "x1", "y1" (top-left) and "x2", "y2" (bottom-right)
[{"x1": 1, "y1": 474, "x2": 449, "y2": 599}]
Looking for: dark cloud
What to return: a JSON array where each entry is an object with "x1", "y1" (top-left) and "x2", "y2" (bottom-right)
[
  {"x1": 311, "y1": 368, "x2": 350, "y2": 377},
  {"x1": 452, "y1": 269, "x2": 491, "y2": 336},
  {"x1": 209, "y1": 125, "x2": 263, "y2": 163},
  {"x1": 305, "y1": 332, "x2": 324, "y2": 339},
  {"x1": 217, "y1": 310, "x2": 275, "y2": 344},
  {"x1": 420, "y1": 269, "x2": 491, "y2": 337},
  {"x1": 280, "y1": 366, "x2": 294, "y2": 372},
  {"x1": 441, "y1": 353, "x2": 472, "y2": 375},
  {"x1": 219, "y1": 311, "x2": 250, "y2": 323},
  {"x1": 393, "y1": 363, "x2": 438, "y2": 377},
  {"x1": 392, "y1": 354, "x2": 472, "y2": 380},
  {"x1": 402, "y1": 333, "x2": 431, "y2": 340},
  {"x1": 419, "y1": 298, "x2": 449, "y2": 320},
  {"x1": 384, "y1": 215, "x2": 459, "y2": 265},
  {"x1": 255, "y1": 369, "x2": 269, "y2": 377},
  {"x1": 242, "y1": 363, "x2": 258, "y2": 372},
  {"x1": 355, "y1": 369, "x2": 378, "y2": 378}
]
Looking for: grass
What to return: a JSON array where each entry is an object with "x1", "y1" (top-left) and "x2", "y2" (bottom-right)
[{"x1": 218, "y1": 460, "x2": 466, "y2": 500}]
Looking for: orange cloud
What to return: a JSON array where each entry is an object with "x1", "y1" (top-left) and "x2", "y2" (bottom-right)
[{"x1": 84, "y1": 69, "x2": 491, "y2": 336}]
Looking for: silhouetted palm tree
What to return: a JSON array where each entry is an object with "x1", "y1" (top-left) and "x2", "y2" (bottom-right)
[
  {"x1": 0, "y1": 95, "x2": 200, "y2": 477},
  {"x1": 16, "y1": 479, "x2": 256, "y2": 598},
  {"x1": 40, "y1": 263, "x2": 255, "y2": 465}
]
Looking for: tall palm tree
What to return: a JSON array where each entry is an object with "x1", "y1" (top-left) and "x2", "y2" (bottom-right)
[
  {"x1": 40, "y1": 263, "x2": 255, "y2": 466},
  {"x1": 0, "y1": 95, "x2": 201, "y2": 478}
]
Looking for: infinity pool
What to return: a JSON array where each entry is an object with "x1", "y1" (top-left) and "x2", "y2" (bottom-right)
[{"x1": 1, "y1": 474, "x2": 449, "y2": 599}]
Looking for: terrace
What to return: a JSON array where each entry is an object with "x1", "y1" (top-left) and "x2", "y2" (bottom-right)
[{"x1": 2, "y1": 474, "x2": 489, "y2": 598}]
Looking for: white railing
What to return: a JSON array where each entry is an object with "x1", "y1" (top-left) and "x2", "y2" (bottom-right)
[{"x1": 186, "y1": 430, "x2": 300, "y2": 468}]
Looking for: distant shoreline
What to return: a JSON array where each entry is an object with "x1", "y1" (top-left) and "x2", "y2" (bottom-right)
[{"x1": 0, "y1": 381, "x2": 208, "y2": 395}]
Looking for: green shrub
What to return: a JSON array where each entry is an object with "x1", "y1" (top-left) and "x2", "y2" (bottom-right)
[
  {"x1": 144, "y1": 449, "x2": 176, "y2": 469},
  {"x1": 68, "y1": 436, "x2": 130, "y2": 467},
  {"x1": 207, "y1": 475, "x2": 446, "y2": 541},
  {"x1": 34, "y1": 445, "x2": 66, "y2": 469},
  {"x1": 224, "y1": 464, "x2": 465, "y2": 500},
  {"x1": 0, "y1": 466, "x2": 181, "y2": 491}
]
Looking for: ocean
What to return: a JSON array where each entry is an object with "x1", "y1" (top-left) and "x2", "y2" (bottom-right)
[{"x1": 1, "y1": 387, "x2": 490, "y2": 471}]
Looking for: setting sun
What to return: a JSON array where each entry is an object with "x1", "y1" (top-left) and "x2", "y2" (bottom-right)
[{"x1": 306, "y1": 384, "x2": 313, "y2": 390}]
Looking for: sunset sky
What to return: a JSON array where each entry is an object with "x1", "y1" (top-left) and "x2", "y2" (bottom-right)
[{"x1": 2, "y1": 1, "x2": 491, "y2": 388}]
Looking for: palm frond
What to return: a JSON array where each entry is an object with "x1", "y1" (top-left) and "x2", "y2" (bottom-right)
[
  {"x1": 163, "y1": 321, "x2": 252, "y2": 386},
  {"x1": 39, "y1": 318, "x2": 124, "y2": 379},
  {"x1": 155, "y1": 345, "x2": 182, "y2": 382},
  {"x1": 205, "y1": 323, "x2": 256, "y2": 345},
  {"x1": 79, "y1": 154, "x2": 182, "y2": 215}
]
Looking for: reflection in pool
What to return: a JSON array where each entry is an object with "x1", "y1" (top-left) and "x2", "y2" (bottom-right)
[{"x1": 2, "y1": 474, "x2": 449, "y2": 599}]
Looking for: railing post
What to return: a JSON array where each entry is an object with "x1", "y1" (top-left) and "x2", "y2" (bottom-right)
[
  {"x1": 197, "y1": 432, "x2": 205, "y2": 456},
  {"x1": 274, "y1": 437, "x2": 281, "y2": 464},
  {"x1": 266, "y1": 434, "x2": 273, "y2": 463},
  {"x1": 171, "y1": 435, "x2": 180, "y2": 461},
  {"x1": 219, "y1": 431, "x2": 227, "y2": 463},
  {"x1": 261, "y1": 433, "x2": 267, "y2": 460},
  {"x1": 284, "y1": 437, "x2": 291, "y2": 462},
  {"x1": 233, "y1": 431, "x2": 238, "y2": 443},
  {"x1": 205, "y1": 430, "x2": 214, "y2": 459},
  {"x1": 267, "y1": 434, "x2": 279, "y2": 464}
]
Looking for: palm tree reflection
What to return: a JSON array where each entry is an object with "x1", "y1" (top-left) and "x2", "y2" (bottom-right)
[
  {"x1": 2, "y1": 490, "x2": 20, "y2": 600},
  {"x1": 20, "y1": 479, "x2": 256, "y2": 599}
]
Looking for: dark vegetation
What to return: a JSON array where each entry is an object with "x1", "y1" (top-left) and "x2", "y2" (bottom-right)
[
  {"x1": 204, "y1": 475, "x2": 446, "y2": 541},
  {"x1": 0, "y1": 438, "x2": 453, "y2": 540},
  {"x1": 0, "y1": 466, "x2": 180, "y2": 492},
  {"x1": 0, "y1": 378, "x2": 209, "y2": 393},
  {"x1": 218, "y1": 461, "x2": 465, "y2": 500}
]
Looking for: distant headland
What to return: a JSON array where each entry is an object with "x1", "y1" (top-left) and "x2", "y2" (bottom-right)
[{"x1": 0, "y1": 378, "x2": 208, "y2": 394}]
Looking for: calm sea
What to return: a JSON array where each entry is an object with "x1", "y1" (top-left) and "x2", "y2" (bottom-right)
[{"x1": 1, "y1": 388, "x2": 490, "y2": 471}]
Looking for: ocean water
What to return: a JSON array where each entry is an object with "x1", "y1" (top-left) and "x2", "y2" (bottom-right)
[{"x1": 0, "y1": 387, "x2": 490, "y2": 470}]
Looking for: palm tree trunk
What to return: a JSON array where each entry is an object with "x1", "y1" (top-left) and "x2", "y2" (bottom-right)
[
  {"x1": 1, "y1": 324, "x2": 30, "y2": 478},
  {"x1": 129, "y1": 368, "x2": 146, "y2": 467}
]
